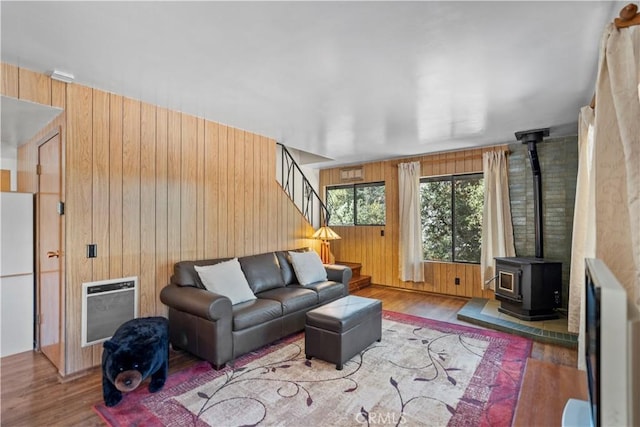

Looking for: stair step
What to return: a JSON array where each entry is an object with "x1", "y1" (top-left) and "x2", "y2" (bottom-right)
[
  {"x1": 335, "y1": 261, "x2": 370, "y2": 292},
  {"x1": 336, "y1": 261, "x2": 362, "y2": 277},
  {"x1": 348, "y1": 275, "x2": 371, "y2": 292}
]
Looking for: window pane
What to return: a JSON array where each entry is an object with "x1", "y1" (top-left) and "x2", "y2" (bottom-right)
[
  {"x1": 420, "y1": 179, "x2": 452, "y2": 261},
  {"x1": 454, "y1": 176, "x2": 483, "y2": 263},
  {"x1": 355, "y1": 183, "x2": 386, "y2": 225},
  {"x1": 327, "y1": 187, "x2": 354, "y2": 226}
]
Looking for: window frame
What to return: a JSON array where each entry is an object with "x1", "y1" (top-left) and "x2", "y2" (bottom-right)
[
  {"x1": 326, "y1": 181, "x2": 386, "y2": 226},
  {"x1": 420, "y1": 172, "x2": 483, "y2": 264}
]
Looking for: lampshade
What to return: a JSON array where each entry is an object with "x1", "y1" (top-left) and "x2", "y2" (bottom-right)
[{"x1": 311, "y1": 226, "x2": 341, "y2": 241}]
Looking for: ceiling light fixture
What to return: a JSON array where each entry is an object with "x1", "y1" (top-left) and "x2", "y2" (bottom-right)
[{"x1": 50, "y1": 70, "x2": 74, "y2": 83}]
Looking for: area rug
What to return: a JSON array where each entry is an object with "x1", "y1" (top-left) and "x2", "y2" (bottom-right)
[{"x1": 94, "y1": 311, "x2": 531, "y2": 427}]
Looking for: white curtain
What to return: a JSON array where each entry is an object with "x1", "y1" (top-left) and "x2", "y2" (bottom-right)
[
  {"x1": 593, "y1": 24, "x2": 640, "y2": 306},
  {"x1": 568, "y1": 108, "x2": 596, "y2": 370},
  {"x1": 398, "y1": 161, "x2": 424, "y2": 282},
  {"x1": 480, "y1": 151, "x2": 516, "y2": 290},
  {"x1": 569, "y1": 23, "x2": 640, "y2": 370}
]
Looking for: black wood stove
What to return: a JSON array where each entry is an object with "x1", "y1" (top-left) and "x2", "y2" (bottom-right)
[{"x1": 494, "y1": 128, "x2": 562, "y2": 321}]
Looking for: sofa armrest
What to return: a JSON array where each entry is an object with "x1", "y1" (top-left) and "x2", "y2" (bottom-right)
[
  {"x1": 160, "y1": 284, "x2": 232, "y2": 321},
  {"x1": 325, "y1": 264, "x2": 352, "y2": 286}
]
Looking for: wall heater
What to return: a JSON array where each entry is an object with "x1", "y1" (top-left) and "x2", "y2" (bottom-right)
[{"x1": 81, "y1": 277, "x2": 138, "y2": 347}]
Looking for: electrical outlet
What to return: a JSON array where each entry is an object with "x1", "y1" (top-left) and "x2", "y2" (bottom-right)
[
  {"x1": 455, "y1": 277, "x2": 460, "y2": 285},
  {"x1": 87, "y1": 244, "x2": 97, "y2": 258}
]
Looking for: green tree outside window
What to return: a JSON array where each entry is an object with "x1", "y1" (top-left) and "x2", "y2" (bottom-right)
[
  {"x1": 327, "y1": 183, "x2": 385, "y2": 226},
  {"x1": 420, "y1": 174, "x2": 483, "y2": 263}
]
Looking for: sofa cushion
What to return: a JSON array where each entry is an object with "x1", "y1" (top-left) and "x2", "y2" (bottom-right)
[
  {"x1": 276, "y1": 248, "x2": 308, "y2": 285},
  {"x1": 238, "y1": 253, "x2": 285, "y2": 294},
  {"x1": 194, "y1": 258, "x2": 257, "y2": 305},
  {"x1": 257, "y1": 287, "x2": 318, "y2": 314},
  {"x1": 275, "y1": 251, "x2": 296, "y2": 285},
  {"x1": 232, "y1": 298, "x2": 283, "y2": 331},
  {"x1": 172, "y1": 258, "x2": 232, "y2": 289},
  {"x1": 288, "y1": 281, "x2": 345, "y2": 304},
  {"x1": 288, "y1": 250, "x2": 327, "y2": 286}
]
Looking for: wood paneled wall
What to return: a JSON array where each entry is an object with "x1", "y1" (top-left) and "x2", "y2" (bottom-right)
[
  {"x1": 4, "y1": 63, "x2": 318, "y2": 376},
  {"x1": 320, "y1": 149, "x2": 505, "y2": 299}
]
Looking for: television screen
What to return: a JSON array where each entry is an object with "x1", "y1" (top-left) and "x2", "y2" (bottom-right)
[
  {"x1": 584, "y1": 272, "x2": 600, "y2": 427},
  {"x1": 563, "y1": 259, "x2": 639, "y2": 427}
]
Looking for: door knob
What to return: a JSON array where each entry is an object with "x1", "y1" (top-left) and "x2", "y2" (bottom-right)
[{"x1": 47, "y1": 250, "x2": 60, "y2": 258}]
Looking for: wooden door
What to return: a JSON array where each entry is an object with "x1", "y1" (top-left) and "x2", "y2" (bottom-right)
[{"x1": 37, "y1": 132, "x2": 63, "y2": 370}]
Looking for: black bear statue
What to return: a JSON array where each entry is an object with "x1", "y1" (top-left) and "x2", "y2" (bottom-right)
[{"x1": 102, "y1": 316, "x2": 169, "y2": 407}]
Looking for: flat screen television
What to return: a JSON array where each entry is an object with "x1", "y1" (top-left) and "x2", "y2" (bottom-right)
[{"x1": 562, "y1": 258, "x2": 640, "y2": 427}]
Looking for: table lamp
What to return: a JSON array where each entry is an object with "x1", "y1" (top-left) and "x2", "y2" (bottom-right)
[{"x1": 311, "y1": 226, "x2": 341, "y2": 264}]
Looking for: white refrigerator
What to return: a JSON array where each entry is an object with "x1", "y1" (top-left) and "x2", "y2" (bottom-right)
[{"x1": 0, "y1": 192, "x2": 34, "y2": 357}]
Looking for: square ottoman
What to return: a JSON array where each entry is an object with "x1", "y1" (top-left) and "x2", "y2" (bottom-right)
[{"x1": 305, "y1": 295, "x2": 382, "y2": 370}]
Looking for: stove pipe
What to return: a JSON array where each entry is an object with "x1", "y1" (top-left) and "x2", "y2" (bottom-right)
[{"x1": 515, "y1": 128, "x2": 549, "y2": 259}]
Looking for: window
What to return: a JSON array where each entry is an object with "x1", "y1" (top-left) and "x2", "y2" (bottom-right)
[
  {"x1": 420, "y1": 174, "x2": 483, "y2": 263},
  {"x1": 326, "y1": 182, "x2": 386, "y2": 226}
]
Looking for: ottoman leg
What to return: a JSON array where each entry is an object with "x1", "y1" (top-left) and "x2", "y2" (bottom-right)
[{"x1": 336, "y1": 363, "x2": 343, "y2": 370}]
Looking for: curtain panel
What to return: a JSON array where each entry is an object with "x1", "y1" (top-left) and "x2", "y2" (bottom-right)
[
  {"x1": 398, "y1": 161, "x2": 425, "y2": 282},
  {"x1": 480, "y1": 151, "x2": 516, "y2": 290},
  {"x1": 568, "y1": 107, "x2": 596, "y2": 336},
  {"x1": 592, "y1": 23, "x2": 640, "y2": 306},
  {"x1": 568, "y1": 108, "x2": 597, "y2": 371},
  {"x1": 569, "y1": 23, "x2": 639, "y2": 370}
]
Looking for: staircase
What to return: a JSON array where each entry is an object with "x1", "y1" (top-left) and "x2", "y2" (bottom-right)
[
  {"x1": 337, "y1": 262, "x2": 371, "y2": 292},
  {"x1": 276, "y1": 142, "x2": 329, "y2": 228}
]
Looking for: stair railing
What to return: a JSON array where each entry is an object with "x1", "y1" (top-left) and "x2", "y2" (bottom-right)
[{"x1": 277, "y1": 142, "x2": 329, "y2": 228}]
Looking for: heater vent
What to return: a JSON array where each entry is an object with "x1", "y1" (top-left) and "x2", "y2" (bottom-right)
[
  {"x1": 340, "y1": 167, "x2": 364, "y2": 182},
  {"x1": 81, "y1": 277, "x2": 138, "y2": 347}
]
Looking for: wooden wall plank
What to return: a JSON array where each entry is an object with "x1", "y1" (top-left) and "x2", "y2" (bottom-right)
[
  {"x1": 140, "y1": 102, "x2": 157, "y2": 317},
  {"x1": 244, "y1": 132, "x2": 254, "y2": 254},
  {"x1": 203, "y1": 121, "x2": 219, "y2": 259},
  {"x1": 465, "y1": 264, "x2": 475, "y2": 297},
  {"x1": 121, "y1": 98, "x2": 141, "y2": 279},
  {"x1": 267, "y1": 139, "x2": 277, "y2": 252},
  {"x1": 17, "y1": 137, "x2": 37, "y2": 193},
  {"x1": 259, "y1": 136, "x2": 269, "y2": 253},
  {"x1": 65, "y1": 83, "x2": 93, "y2": 372},
  {"x1": 109, "y1": 94, "x2": 123, "y2": 279},
  {"x1": 1, "y1": 62, "x2": 19, "y2": 97},
  {"x1": 18, "y1": 68, "x2": 51, "y2": 105},
  {"x1": 91, "y1": 89, "x2": 110, "y2": 283},
  {"x1": 51, "y1": 80, "x2": 66, "y2": 109},
  {"x1": 167, "y1": 111, "x2": 182, "y2": 270},
  {"x1": 90, "y1": 88, "x2": 110, "y2": 367},
  {"x1": 226, "y1": 128, "x2": 237, "y2": 255},
  {"x1": 234, "y1": 129, "x2": 245, "y2": 256},
  {"x1": 196, "y1": 118, "x2": 205, "y2": 260},
  {"x1": 472, "y1": 149, "x2": 483, "y2": 172},
  {"x1": 217, "y1": 125, "x2": 229, "y2": 256},
  {"x1": 155, "y1": 107, "x2": 169, "y2": 313},
  {"x1": 180, "y1": 114, "x2": 197, "y2": 261}
]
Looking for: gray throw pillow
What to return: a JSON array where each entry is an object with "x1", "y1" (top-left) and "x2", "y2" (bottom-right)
[
  {"x1": 288, "y1": 250, "x2": 327, "y2": 286},
  {"x1": 194, "y1": 258, "x2": 256, "y2": 305}
]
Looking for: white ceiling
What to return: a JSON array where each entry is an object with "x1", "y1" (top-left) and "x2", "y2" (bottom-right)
[
  {"x1": 0, "y1": 1, "x2": 623, "y2": 167},
  {"x1": 1, "y1": 96, "x2": 62, "y2": 148}
]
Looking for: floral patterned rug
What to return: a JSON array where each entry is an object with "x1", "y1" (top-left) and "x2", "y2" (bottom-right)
[{"x1": 94, "y1": 311, "x2": 531, "y2": 426}]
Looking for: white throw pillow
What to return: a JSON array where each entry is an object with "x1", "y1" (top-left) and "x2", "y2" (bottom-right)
[
  {"x1": 288, "y1": 250, "x2": 327, "y2": 286},
  {"x1": 194, "y1": 258, "x2": 256, "y2": 305}
]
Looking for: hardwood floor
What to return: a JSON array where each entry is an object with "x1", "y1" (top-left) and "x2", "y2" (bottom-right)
[{"x1": 0, "y1": 286, "x2": 577, "y2": 426}]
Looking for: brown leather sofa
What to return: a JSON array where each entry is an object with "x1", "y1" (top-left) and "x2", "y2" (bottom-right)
[{"x1": 160, "y1": 250, "x2": 352, "y2": 369}]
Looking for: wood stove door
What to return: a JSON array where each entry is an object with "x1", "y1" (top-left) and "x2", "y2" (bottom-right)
[{"x1": 497, "y1": 268, "x2": 522, "y2": 302}]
